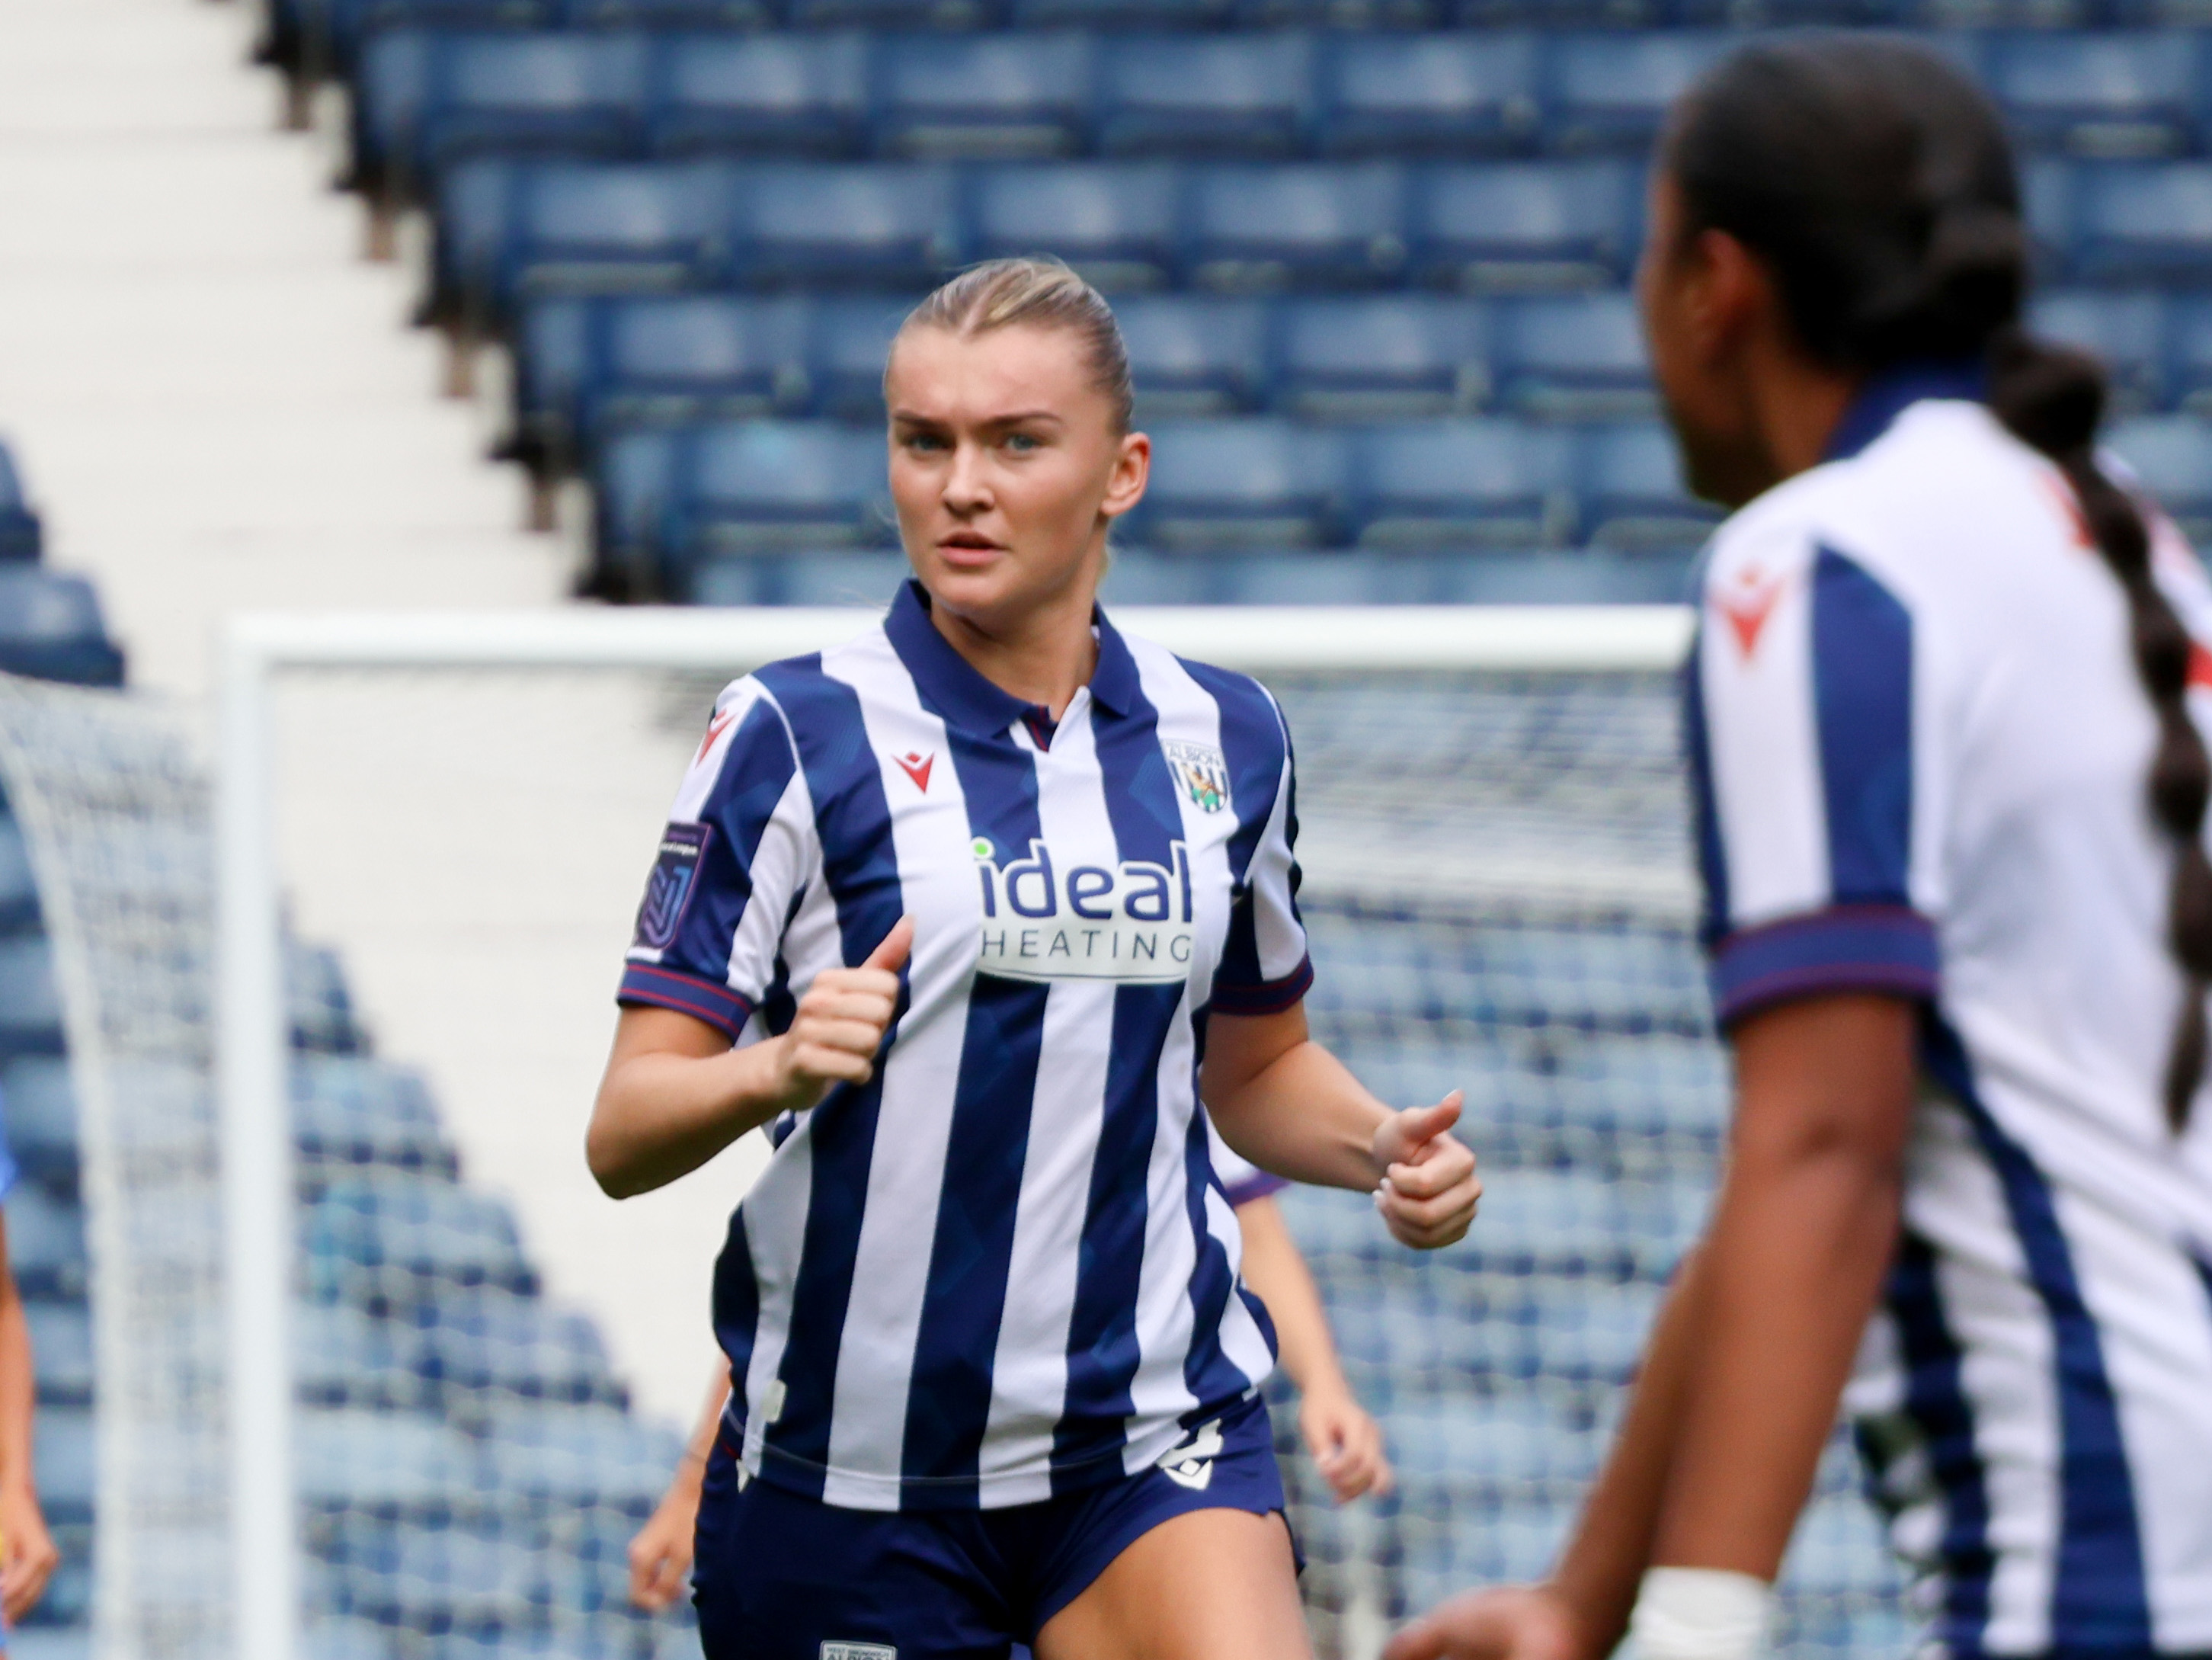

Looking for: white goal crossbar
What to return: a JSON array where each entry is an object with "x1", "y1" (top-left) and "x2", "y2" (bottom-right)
[{"x1": 213, "y1": 604, "x2": 1695, "y2": 1659}]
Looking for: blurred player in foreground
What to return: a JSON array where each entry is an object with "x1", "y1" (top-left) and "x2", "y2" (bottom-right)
[
  {"x1": 0, "y1": 1087, "x2": 59, "y2": 1633},
  {"x1": 628, "y1": 1139, "x2": 1394, "y2": 1613},
  {"x1": 1393, "y1": 35, "x2": 2212, "y2": 1660},
  {"x1": 591, "y1": 256, "x2": 1477, "y2": 1660}
]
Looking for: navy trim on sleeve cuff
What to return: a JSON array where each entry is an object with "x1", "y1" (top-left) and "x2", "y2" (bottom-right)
[
  {"x1": 617, "y1": 962, "x2": 755, "y2": 1040},
  {"x1": 1210, "y1": 953, "x2": 1315, "y2": 1017},
  {"x1": 1709, "y1": 905, "x2": 1939, "y2": 1031},
  {"x1": 1224, "y1": 1171, "x2": 1292, "y2": 1208}
]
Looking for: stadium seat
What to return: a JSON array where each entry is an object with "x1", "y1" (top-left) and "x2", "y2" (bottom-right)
[
  {"x1": 969, "y1": 162, "x2": 1182, "y2": 290},
  {"x1": 486, "y1": 162, "x2": 735, "y2": 327},
  {"x1": 2, "y1": 1059, "x2": 78, "y2": 1182},
  {"x1": 1274, "y1": 296, "x2": 1491, "y2": 418},
  {"x1": 591, "y1": 427, "x2": 683, "y2": 595},
  {"x1": 0, "y1": 936, "x2": 62, "y2": 1059},
  {"x1": 1347, "y1": 420, "x2": 1572, "y2": 548},
  {"x1": 0, "y1": 442, "x2": 40, "y2": 562},
  {"x1": 2164, "y1": 296, "x2": 2212, "y2": 412},
  {"x1": 32, "y1": 1408, "x2": 91, "y2": 1523},
  {"x1": 1316, "y1": 34, "x2": 1543, "y2": 159},
  {"x1": 569, "y1": 0, "x2": 770, "y2": 22},
  {"x1": 1980, "y1": 30, "x2": 2198, "y2": 159},
  {"x1": 290, "y1": 940, "x2": 366, "y2": 1053},
  {"x1": 875, "y1": 34, "x2": 1095, "y2": 159},
  {"x1": 788, "y1": 0, "x2": 999, "y2": 30},
  {"x1": 477, "y1": 1402, "x2": 682, "y2": 1505},
  {"x1": 1493, "y1": 291, "x2": 1653, "y2": 419},
  {"x1": 305, "y1": 1173, "x2": 537, "y2": 1309},
  {"x1": 1574, "y1": 423, "x2": 1720, "y2": 550},
  {"x1": 577, "y1": 293, "x2": 814, "y2": 454},
  {"x1": 2031, "y1": 288, "x2": 2169, "y2": 412},
  {"x1": 1186, "y1": 163, "x2": 1410, "y2": 291},
  {"x1": 318, "y1": 1522, "x2": 556, "y2": 1634},
  {"x1": 296, "y1": 1410, "x2": 485, "y2": 1514},
  {"x1": 1115, "y1": 296, "x2": 1269, "y2": 416},
  {"x1": 295, "y1": 1057, "x2": 458, "y2": 1183},
  {"x1": 5, "y1": 1185, "x2": 85, "y2": 1303},
  {"x1": 411, "y1": 1295, "x2": 622, "y2": 1404},
  {"x1": 266, "y1": 0, "x2": 556, "y2": 85},
  {"x1": 808, "y1": 294, "x2": 916, "y2": 418},
  {"x1": 1410, "y1": 161, "x2": 1637, "y2": 291},
  {"x1": 661, "y1": 423, "x2": 895, "y2": 579},
  {"x1": 644, "y1": 34, "x2": 869, "y2": 159},
  {"x1": 0, "y1": 815, "x2": 37, "y2": 934},
  {"x1": 1125, "y1": 420, "x2": 1346, "y2": 549},
  {"x1": 733, "y1": 164, "x2": 961, "y2": 289},
  {"x1": 0, "y1": 572, "x2": 122, "y2": 688},
  {"x1": 1009, "y1": 0, "x2": 1231, "y2": 29},
  {"x1": 1237, "y1": 0, "x2": 1435, "y2": 24},
  {"x1": 2064, "y1": 162, "x2": 2212, "y2": 284},
  {"x1": 1544, "y1": 33, "x2": 1734, "y2": 154},
  {"x1": 359, "y1": 33, "x2": 649, "y2": 207},
  {"x1": 1096, "y1": 34, "x2": 1313, "y2": 159},
  {"x1": 27, "y1": 1303, "x2": 91, "y2": 1409},
  {"x1": 294, "y1": 1303, "x2": 435, "y2": 1412},
  {"x1": 2109, "y1": 415, "x2": 2212, "y2": 540}
]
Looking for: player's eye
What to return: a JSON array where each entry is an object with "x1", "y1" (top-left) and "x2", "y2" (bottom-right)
[
  {"x1": 901, "y1": 430, "x2": 950, "y2": 455},
  {"x1": 1004, "y1": 431, "x2": 1043, "y2": 455}
]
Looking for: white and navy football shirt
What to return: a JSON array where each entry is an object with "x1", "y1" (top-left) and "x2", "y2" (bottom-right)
[
  {"x1": 620, "y1": 579, "x2": 1309, "y2": 1512},
  {"x1": 1689, "y1": 367, "x2": 2212, "y2": 1655}
]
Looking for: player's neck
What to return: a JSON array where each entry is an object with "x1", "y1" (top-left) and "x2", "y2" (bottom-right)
[{"x1": 926, "y1": 575, "x2": 1102, "y2": 721}]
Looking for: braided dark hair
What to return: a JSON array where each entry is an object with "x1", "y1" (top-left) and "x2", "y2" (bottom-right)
[{"x1": 1666, "y1": 35, "x2": 2212, "y2": 1130}]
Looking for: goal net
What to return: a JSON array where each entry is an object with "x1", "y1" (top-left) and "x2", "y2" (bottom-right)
[{"x1": 27, "y1": 605, "x2": 1905, "y2": 1660}]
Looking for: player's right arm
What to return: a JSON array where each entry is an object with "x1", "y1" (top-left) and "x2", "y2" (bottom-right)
[{"x1": 589, "y1": 918, "x2": 912, "y2": 1199}]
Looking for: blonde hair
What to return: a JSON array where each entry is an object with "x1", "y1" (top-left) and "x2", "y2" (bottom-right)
[{"x1": 893, "y1": 257, "x2": 1135, "y2": 434}]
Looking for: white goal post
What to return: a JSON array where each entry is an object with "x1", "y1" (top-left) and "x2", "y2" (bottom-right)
[{"x1": 213, "y1": 604, "x2": 1695, "y2": 1660}]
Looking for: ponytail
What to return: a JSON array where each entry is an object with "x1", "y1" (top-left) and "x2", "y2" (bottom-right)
[{"x1": 1669, "y1": 34, "x2": 2210, "y2": 1129}]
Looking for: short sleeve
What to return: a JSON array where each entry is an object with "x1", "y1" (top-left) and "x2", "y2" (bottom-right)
[
  {"x1": 1689, "y1": 536, "x2": 1941, "y2": 1032},
  {"x1": 1208, "y1": 682, "x2": 1314, "y2": 1017},
  {"x1": 619, "y1": 679, "x2": 818, "y2": 1040},
  {"x1": 1207, "y1": 1115, "x2": 1289, "y2": 1209}
]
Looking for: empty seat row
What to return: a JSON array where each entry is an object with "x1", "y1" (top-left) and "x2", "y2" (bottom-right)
[
  {"x1": 262, "y1": 0, "x2": 2212, "y2": 88},
  {"x1": 510, "y1": 290, "x2": 1655, "y2": 473},
  {"x1": 0, "y1": 442, "x2": 41, "y2": 562},
  {"x1": 357, "y1": 27, "x2": 2212, "y2": 203},
  {"x1": 429, "y1": 155, "x2": 2212, "y2": 345},
  {"x1": 591, "y1": 415, "x2": 1720, "y2": 595}
]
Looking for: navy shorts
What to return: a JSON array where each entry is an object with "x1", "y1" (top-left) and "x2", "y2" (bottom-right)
[{"x1": 693, "y1": 1392, "x2": 1289, "y2": 1659}]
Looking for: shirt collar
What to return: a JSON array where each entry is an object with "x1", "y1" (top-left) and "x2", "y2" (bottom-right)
[
  {"x1": 883, "y1": 578, "x2": 1140, "y2": 738},
  {"x1": 1822, "y1": 359, "x2": 1988, "y2": 463}
]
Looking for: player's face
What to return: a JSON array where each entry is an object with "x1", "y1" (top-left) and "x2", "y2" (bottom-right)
[
  {"x1": 885, "y1": 322, "x2": 1150, "y2": 630},
  {"x1": 1636, "y1": 170, "x2": 1773, "y2": 510}
]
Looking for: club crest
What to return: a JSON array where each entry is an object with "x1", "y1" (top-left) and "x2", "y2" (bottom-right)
[
  {"x1": 1162, "y1": 739, "x2": 1231, "y2": 815},
  {"x1": 633, "y1": 822, "x2": 709, "y2": 950}
]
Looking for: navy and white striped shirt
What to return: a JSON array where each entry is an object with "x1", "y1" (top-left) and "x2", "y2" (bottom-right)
[
  {"x1": 1689, "y1": 369, "x2": 2212, "y2": 1652},
  {"x1": 621, "y1": 581, "x2": 1312, "y2": 1511}
]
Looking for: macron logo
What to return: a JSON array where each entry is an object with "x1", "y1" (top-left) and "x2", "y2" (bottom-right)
[
  {"x1": 695, "y1": 710, "x2": 737, "y2": 765},
  {"x1": 894, "y1": 750, "x2": 934, "y2": 793},
  {"x1": 1714, "y1": 566, "x2": 1785, "y2": 659}
]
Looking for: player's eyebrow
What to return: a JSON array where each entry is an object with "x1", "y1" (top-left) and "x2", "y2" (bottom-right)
[{"x1": 889, "y1": 409, "x2": 1065, "y2": 430}]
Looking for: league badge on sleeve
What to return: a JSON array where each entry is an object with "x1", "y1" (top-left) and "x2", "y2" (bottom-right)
[
  {"x1": 1162, "y1": 739, "x2": 1231, "y2": 815},
  {"x1": 633, "y1": 822, "x2": 710, "y2": 951}
]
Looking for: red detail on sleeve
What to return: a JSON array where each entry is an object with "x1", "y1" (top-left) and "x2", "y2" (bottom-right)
[
  {"x1": 2189, "y1": 643, "x2": 2212, "y2": 692},
  {"x1": 1714, "y1": 566, "x2": 1785, "y2": 658},
  {"x1": 696, "y1": 710, "x2": 738, "y2": 765}
]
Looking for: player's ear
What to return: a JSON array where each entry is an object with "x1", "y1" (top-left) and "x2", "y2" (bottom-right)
[{"x1": 1101, "y1": 431, "x2": 1150, "y2": 521}]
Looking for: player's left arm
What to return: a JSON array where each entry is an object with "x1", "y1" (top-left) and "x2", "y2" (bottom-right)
[
  {"x1": 1202, "y1": 1004, "x2": 1478, "y2": 1250},
  {"x1": 0, "y1": 1216, "x2": 57, "y2": 1622},
  {"x1": 1236, "y1": 1194, "x2": 1392, "y2": 1502}
]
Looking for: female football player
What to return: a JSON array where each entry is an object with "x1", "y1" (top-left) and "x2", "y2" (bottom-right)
[
  {"x1": 589, "y1": 255, "x2": 1477, "y2": 1660},
  {"x1": 1391, "y1": 36, "x2": 2212, "y2": 1660}
]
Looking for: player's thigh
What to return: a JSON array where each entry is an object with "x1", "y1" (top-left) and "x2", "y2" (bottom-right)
[{"x1": 1032, "y1": 1505, "x2": 1311, "y2": 1660}]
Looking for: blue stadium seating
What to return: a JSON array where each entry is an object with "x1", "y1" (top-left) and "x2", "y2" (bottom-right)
[
  {"x1": 661, "y1": 421, "x2": 894, "y2": 572},
  {"x1": 2111, "y1": 413, "x2": 2212, "y2": 537},
  {"x1": 2165, "y1": 293, "x2": 2212, "y2": 408},
  {"x1": 1316, "y1": 34, "x2": 1543, "y2": 157},
  {"x1": 1979, "y1": 30, "x2": 2200, "y2": 158},
  {"x1": 645, "y1": 34, "x2": 870, "y2": 158},
  {"x1": 1494, "y1": 291, "x2": 1654, "y2": 418},
  {"x1": 0, "y1": 442, "x2": 42, "y2": 562},
  {"x1": 1410, "y1": 160, "x2": 1639, "y2": 290},
  {"x1": 808, "y1": 294, "x2": 914, "y2": 417},
  {"x1": 575, "y1": 292, "x2": 811, "y2": 454},
  {"x1": 1575, "y1": 422, "x2": 1721, "y2": 550},
  {"x1": 410, "y1": 1295, "x2": 623, "y2": 1404},
  {"x1": 1186, "y1": 163, "x2": 1410, "y2": 290},
  {"x1": 1545, "y1": 33, "x2": 1733, "y2": 153},
  {"x1": 2063, "y1": 161, "x2": 2212, "y2": 283},
  {"x1": 1116, "y1": 295, "x2": 1270, "y2": 415},
  {"x1": 1127, "y1": 419, "x2": 1346, "y2": 547},
  {"x1": 735, "y1": 163, "x2": 962, "y2": 287},
  {"x1": 1348, "y1": 420, "x2": 1571, "y2": 547},
  {"x1": 1008, "y1": 0, "x2": 1234, "y2": 30},
  {"x1": 1273, "y1": 295, "x2": 1490, "y2": 418},
  {"x1": 0, "y1": 819, "x2": 38, "y2": 937},
  {"x1": 6, "y1": 1183, "x2": 87, "y2": 1304},
  {"x1": 2, "y1": 1059, "x2": 80, "y2": 1184},
  {"x1": 875, "y1": 33, "x2": 1095, "y2": 158},
  {"x1": 1096, "y1": 34, "x2": 1314, "y2": 158},
  {"x1": 295, "y1": 1057, "x2": 459, "y2": 1183},
  {"x1": 2033, "y1": 286, "x2": 2169, "y2": 409},
  {"x1": 0, "y1": 573, "x2": 123, "y2": 689},
  {"x1": 968, "y1": 162, "x2": 1182, "y2": 288}
]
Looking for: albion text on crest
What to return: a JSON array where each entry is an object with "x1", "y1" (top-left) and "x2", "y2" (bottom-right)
[{"x1": 1162, "y1": 739, "x2": 1231, "y2": 815}]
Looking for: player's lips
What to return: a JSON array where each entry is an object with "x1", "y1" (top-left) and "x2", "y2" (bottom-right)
[{"x1": 936, "y1": 534, "x2": 1005, "y2": 566}]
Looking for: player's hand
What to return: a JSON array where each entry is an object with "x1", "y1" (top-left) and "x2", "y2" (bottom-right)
[
  {"x1": 1369, "y1": 1091, "x2": 1480, "y2": 1249},
  {"x1": 1298, "y1": 1376, "x2": 1394, "y2": 1503},
  {"x1": 1384, "y1": 1583, "x2": 1586, "y2": 1660},
  {"x1": 0, "y1": 1479, "x2": 59, "y2": 1623},
  {"x1": 628, "y1": 1471, "x2": 703, "y2": 1613},
  {"x1": 770, "y1": 916, "x2": 914, "y2": 1113}
]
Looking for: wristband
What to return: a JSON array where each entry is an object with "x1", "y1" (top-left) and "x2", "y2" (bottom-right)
[{"x1": 1628, "y1": 1568, "x2": 1774, "y2": 1660}]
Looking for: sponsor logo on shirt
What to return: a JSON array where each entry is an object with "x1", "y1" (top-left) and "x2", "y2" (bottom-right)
[
  {"x1": 1163, "y1": 739, "x2": 1231, "y2": 814},
  {"x1": 972, "y1": 837, "x2": 1196, "y2": 983},
  {"x1": 821, "y1": 1645, "x2": 896, "y2": 1660},
  {"x1": 632, "y1": 822, "x2": 709, "y2": 951}
]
